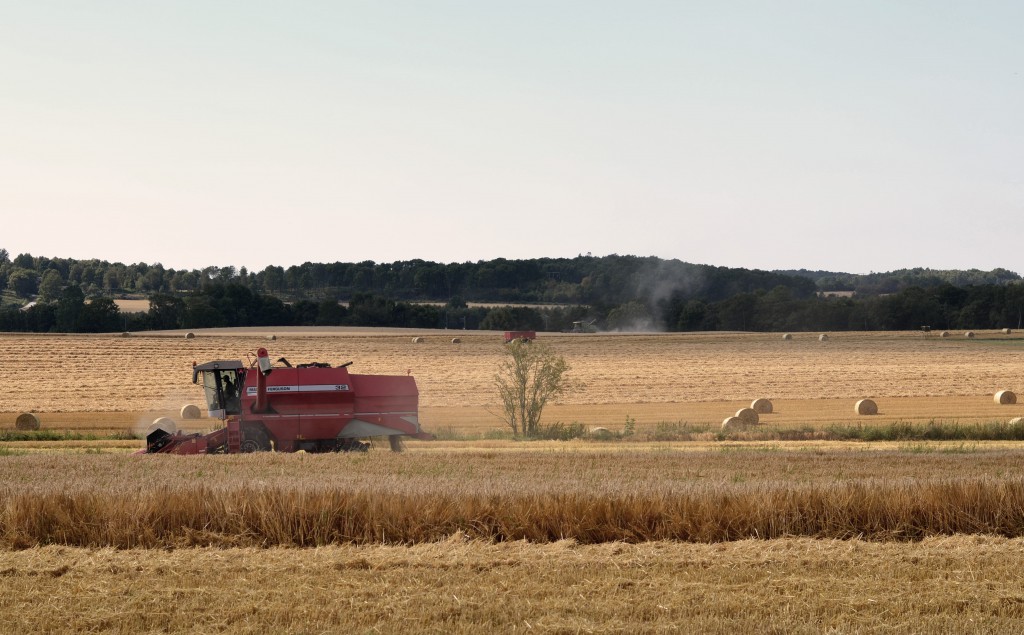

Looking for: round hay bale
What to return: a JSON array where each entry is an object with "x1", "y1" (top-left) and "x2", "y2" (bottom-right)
[
  {"x1": 15, "y1": 413, "x2": 40, "y2": 431},
  {"x1": 412, "y1": 337, "x2": 424, "y2": 344},
  {"x1": 451, "y1": 337, "x2": 461, "y2": 344},
  {"x1": 589, "y1": 427, "x2": 613, "y2": 439},
  {"x1": 782, "y1": 333, "x2": 793, "y2": 340},
  {"x1": 721, "y1": 416, "x2": 744, "y2": 431},
  {"x1": 1010, "y1": 417, "x2": 1024, "y2": 426},
  {"x1": 855, "y1": 399, "x2": 878, "y2": 416},
  {"x1": 180, "y1": 404, "x2": 202, "y2": 419},
  {"x1": 965, "y1": 331, "x2": 975, "y2": 339},
  {"x1": 735, "y1": 407, "x2": 759, "y2": 426},
  {"x1": 939, "y1": 331, "x2": 950, "y2": 338},
  {"x1": 750, "y1": 398, "x2": 773, "y2": 414},
  {"x1": 1003, "y1": 328, "x2": 1012, "y2": 335},
  {"x1": 185, "y1": 332, "x2": 195, "y2": 340},
  {"x1": 120, "y1": 332, "x2": 131, "y2": 338},
  {"x1": 818, "y1": 333, "x2": 829, "y2": 342},
  {"x1": 266, "y1": 335, "x2": 277, "y2": 341},
  {"x1": 995, "y1": 390, "x2": 1017, "y2": 405},
  {"x1": 148, "y1": 417, "x2": 176, "y2": 435}
]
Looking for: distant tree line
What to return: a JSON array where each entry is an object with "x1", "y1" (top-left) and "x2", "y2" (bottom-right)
[
  {"x1": 779, "y1": 267, "x2": 1021, "y2": 295},
  {"x1": 0, "y1": 249, "x2": 831, "y2": 306},
  {"x1": 0, "y1": 283, "x2": 590, "y2": 333},
  {"x1": 664, "y1": 283, "x2": 1024, "y2": 332},
  {"x1": 1, "y1": 247, "x2": 1022, "y2": 333}
]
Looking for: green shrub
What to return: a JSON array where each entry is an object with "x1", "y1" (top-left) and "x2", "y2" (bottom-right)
[
  {"x1": 534, "y1": 422, "x2": 586, "y2": 441},
  {"x1": 647, "y1": 422, "x2": 711, "y2": 442}
]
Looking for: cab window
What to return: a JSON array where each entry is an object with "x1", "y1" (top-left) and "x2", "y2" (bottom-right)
[{"x1": 201, "y1": 370, "x2": 240, "y2": 415}]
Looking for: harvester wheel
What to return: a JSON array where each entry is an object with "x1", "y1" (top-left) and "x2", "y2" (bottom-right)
[
  {"x1": 240, "y1": 428, "x2": 271, "y2": 453},
  {"x1": 336, "y1": 438, "x2": 370, "y2": 452},
  {"x1": 388, "y1": 435, "x2": 405, "y2": 453}
]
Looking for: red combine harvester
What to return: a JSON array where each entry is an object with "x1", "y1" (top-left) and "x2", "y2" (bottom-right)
[
  {"x1": 503, "y1": 330, "x2": 536, "y2": 343},
  {"x1": 144, "y1": 348, "x2": 429, "y2": 454}
]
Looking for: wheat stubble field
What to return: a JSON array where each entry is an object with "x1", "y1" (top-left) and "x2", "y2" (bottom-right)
[
  {"x1": 2, "y1": 328, "x2": 1023, "y2": 433},
  {"x1": 3, "y1": 328, "x2": 1024, "y2": 633}
]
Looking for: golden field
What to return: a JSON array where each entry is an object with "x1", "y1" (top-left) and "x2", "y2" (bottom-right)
[
  {"x1": 4, "y1": 536, "x2": 1024, "y2": 634},
  {"x1": 4, "y1": 449, "x2": 1024, "y2": 632},
  {"x1": 5, "y1": 450, "x2": 1024, "y2": 548},
  {"x1": 3, "y1": 328, "x2": 1024, "y2": 633},
  {"x1": 1, "y1": 328, "x2": 1023, "y2": 435}
]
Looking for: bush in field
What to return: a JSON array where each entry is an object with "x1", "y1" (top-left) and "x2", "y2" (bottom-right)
[
  {"x1": 535, "y1": 422, "x2": 586, "y2": 441},
  {"x1": 494, "y1": 341, "x2": 577, "y2": 438}
]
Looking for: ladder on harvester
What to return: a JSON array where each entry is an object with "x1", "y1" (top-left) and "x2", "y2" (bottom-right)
[{"x1": 226, "y1": 419, "x2": 242, "y2": 453}]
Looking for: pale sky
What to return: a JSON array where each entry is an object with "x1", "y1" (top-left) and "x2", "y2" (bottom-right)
[{"x1": 2, "y1": 1, "x2": 1022, "y2": 274}]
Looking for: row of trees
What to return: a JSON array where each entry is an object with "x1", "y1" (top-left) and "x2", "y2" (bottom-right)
[
  {"x1": 0, "y1": 249, "x2": 821, "y2": 306},
  {"x1": 665, "y1": 283, "x2": 1024, "y2": 332},
  {"x1": 781, "y1": 267, "x2": 1022, "y2": 295},
  {"x1": 0, "y1": 283, "x2": 592, "y2": 334},
  {"x1": 2, "y1": 247, "x2": 1022, "y2": 334},
  {"x1": 5, "y1": 248, "x2": 1018, "y2": 309},
  {"x1": 2, "y1": 280, "x2": 1022, "y2": 334}
]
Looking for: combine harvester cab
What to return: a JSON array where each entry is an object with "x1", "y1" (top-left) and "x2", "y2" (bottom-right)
[{"x1": 144, "y1": 348, "x2": 428, "y2": 454}]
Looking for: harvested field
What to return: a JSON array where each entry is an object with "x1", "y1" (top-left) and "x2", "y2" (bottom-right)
[
  {"x1": 1, "y1": 330, "x2": 1023, "y2": 435},
  {"x1": 3, "y1": 328, "x2": 1024, "y2": 631},
  {"x1": 4, "y1": 536, "x2": 1024, "y2": 634},
  {"x1": 110, "y1": 298, "x2": 150, "y2": 313}
]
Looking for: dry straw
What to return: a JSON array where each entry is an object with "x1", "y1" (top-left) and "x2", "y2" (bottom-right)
[
  {"x1": 782, "y1": 333, "x2": 793, "y2": 340},
  {"x1": 721, "y1": 416, "x2": 744, "y2": 430},
  {"x1": 267, "y1": 335, "x2": 277, "y2": 341},
  {"x1": 1003, "y1": 328, "x2": 1013, "y2": 335},
  {"x1": 940, "y1": 331, "x2": 950, "y2": 338},
  {"x1": 1011, "y1": 417, "x2": 1024, "y2": 425},
  {"x1": 750, "y1": 398, "x2": 773, "y2": 414},
  {"x1": 451, "y1": 338, "x2": 461, "y2": 344},
  {"x1": 735, "y1": 407, "x2": 759, "y2": 426},
  {"x1": 965, "y1": 331, "x2": 975, "y2": 338},
  {"x1": 180, "y1": 404, "x2": 202, "y2": 419},
  {"x1": 995, "y1": 390, "x2": 1017, "y2": 405},
  {"x1": 412, "y1": 337, "x2": 424, "y2": 344},
  {"x1": 15, "y1": 413, "x2": 40, "y2": 431},
  {"x1": 10, "y1": 452, "x2": 1024, "y2": 547},
  {"x1": 855, "y1": 399, "x2": 878, "y2": 415},
  {"x1": 818, "y1": 334, "x2": 829, "y2": 342}
]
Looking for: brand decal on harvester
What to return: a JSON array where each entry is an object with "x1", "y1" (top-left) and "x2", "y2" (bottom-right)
[{"x1": 246, "y1": 384, "x2": 350, "y2": 395}]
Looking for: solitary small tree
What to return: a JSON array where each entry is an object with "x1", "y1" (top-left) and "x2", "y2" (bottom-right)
[{"x1": 494, "y1": 340, "x2": 575, "y2": 438}]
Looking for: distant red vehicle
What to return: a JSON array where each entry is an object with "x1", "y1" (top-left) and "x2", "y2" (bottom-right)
[
  {"x1": 143, "y1": 348, "x2": 428, "y2": 454},
  {"x1": 503, "y1": 330, "x2": 536, "y2": 343}
]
